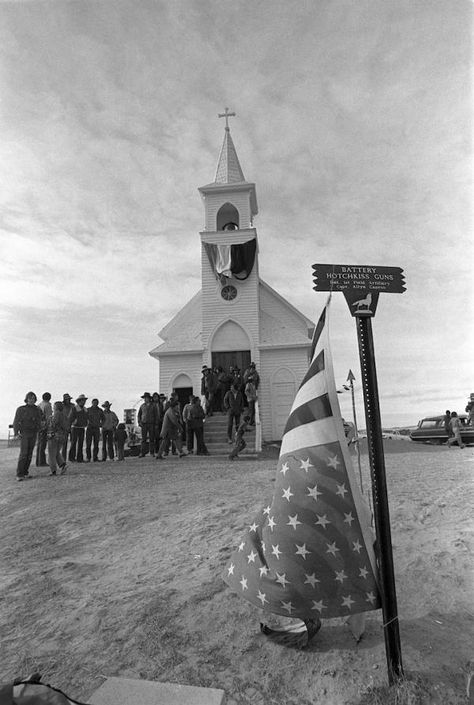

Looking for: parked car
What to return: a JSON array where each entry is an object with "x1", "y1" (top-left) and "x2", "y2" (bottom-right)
[{"x1": 410, "y1": 414, "x2": 474, "y2": 445}]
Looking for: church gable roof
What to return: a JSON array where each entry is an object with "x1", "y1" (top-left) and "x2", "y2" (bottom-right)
[
  {"x1": 259, "y1": 280, "x2": 314, "y2": 339},
  {"x1": 149, "y1": 291, "x2": 203, "y2": 356}
]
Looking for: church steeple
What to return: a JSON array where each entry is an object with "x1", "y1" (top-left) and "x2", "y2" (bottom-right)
[{"x1": 215, "y1": 108, "x2": 245, "y2": 183}]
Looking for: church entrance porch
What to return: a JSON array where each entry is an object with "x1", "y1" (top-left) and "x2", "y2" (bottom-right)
[{"x1": 211, "y1": 350, "x2": 251, "y2": 374}]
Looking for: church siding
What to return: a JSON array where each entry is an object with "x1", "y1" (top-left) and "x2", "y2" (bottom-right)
[
  {"x1": 259, "y1": 283, "x2": 310, "y2": 338},
  {"x1": 202, "y1": 191, "x2": 252, "y2": 231},
  {"x1": 159, "y1": 353, "x2": 202, "y2": 397}
]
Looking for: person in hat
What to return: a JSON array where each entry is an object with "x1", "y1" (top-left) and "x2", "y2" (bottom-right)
[
  {"x1": 12, "y1": 391, "x2": 43, "y2": 481},
  {"x1": 156, "y1": 399, "x2": 185, "y2": 459},
  {"x1": 101, "y1": 402, "x2": 119, "y2": 461},
  {"x1": 85, "y1": 398, "x2": 105, "y2": 462},
  {"x1": 60, "y1": 393, "x2": 77, "y2": 461},
  {"x1": 69, "y1": 394, "x2": 88, "y2": 463},
  {"x1": 137, "y1": 392, "x2": 157, "y2": 457},
  {"x1": 36, "y1": 392, "x2": 52, "y2": 467}
]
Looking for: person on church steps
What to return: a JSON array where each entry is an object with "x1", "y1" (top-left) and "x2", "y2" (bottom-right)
[
  {"x1": 223, "y1": 382, "x2": 245, "y2": 444},
  {"x1": 244, "y1": 375, "x2": 258, "y2": 426},
  {"x1": 101, "y1": 401, "x2": 119, "y2": 461},
  {"x1": 243, "y1": 362, "x2": 260, "y2": 390},
  {"x1": 47, "y1": 401, "x2": 68, "y2": 475},
  {"x1": 85, "y1": 398, "x2": 104, "y2": 462},
  {"x1": 216, "y1": 366, "x2": 231, "y2": 412},
  {"x1": 60, "y1": 393, "x2": 77, "y2": 461},
  {"x1": 69, "y1": 394, "x2": 88, "y2": 462},
  {"x1": 229, "y1": 413, "x2": 250, "y2": 460},
  {"x1": 156, "y1": 399, "x2": 186, "y2": 459},
  {"x1": 13, "y1": 391, "x2": 44, "y2": 481},
  {"x1": 36, "y1": 392, "x2": 52, "y2": 467},
  {"x1": 138, "y1": 392, "x2": 157, "y2": 457}
]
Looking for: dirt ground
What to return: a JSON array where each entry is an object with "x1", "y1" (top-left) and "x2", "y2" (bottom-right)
[{"x1": 0, "y1": 439, "x2": 473, "y2": 704}]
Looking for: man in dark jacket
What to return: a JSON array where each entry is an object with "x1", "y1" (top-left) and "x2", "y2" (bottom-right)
[
  {"x1": 223, "y1": 383, "x2": 245, "y2": 444},
  {"x1": 138, "y1": 392, "x2": 157, "y2": 457},
  {"x1": 85, "y1": 398, "x2": 105, "y2": 462},
  {"x1": 69, "y1": 394, "x2": 88, "y2": 462},
  {"x1": 13, "y1": 391, "x2": 43, "y2": 481}
]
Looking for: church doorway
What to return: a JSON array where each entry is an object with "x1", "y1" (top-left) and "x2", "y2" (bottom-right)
[
  {"x1": 173, "y1": 387, "x2": 193, "y2": 410},
  {"x1": 212, "y1": 350, "x2": 251, "y2": 374}
]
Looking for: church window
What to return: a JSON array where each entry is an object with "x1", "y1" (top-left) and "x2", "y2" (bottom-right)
[
  {"x1": 221, "y1": 284, "x2": 238, "y2": 301},
  {"x1": 217, "y1": 203, "x2": 239, "y2": 231}
]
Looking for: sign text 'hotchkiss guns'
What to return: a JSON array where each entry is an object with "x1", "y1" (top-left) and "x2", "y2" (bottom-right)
[{"x1": 312, "y1": 264, "x2": 406, "y2": 317}]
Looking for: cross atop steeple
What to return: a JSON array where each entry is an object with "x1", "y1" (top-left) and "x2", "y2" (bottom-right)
[{"x1": 218, "y1": 107, "x2": 236, "y2": 131}]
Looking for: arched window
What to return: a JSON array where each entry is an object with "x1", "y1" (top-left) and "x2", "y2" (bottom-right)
[{"x1": 217, "y1": 203, "x2": 239, "y2": 231}]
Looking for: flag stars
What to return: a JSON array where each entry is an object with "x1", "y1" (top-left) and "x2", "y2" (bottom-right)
[
  {"x1": 315, "y1": 514, "x2": 331, "y2": 529},
  {"x1": 281, "y1": 600, "x2": 294, "y2": 614},
  {"x1": 271, "y1": 544, "x2": 282, "y2": 559},
  {"x1": 287, "y1": 514, "x2": 302, "y2": 530},
  {"x1": 343, "y1": 512, "x2": 355, "y2": 526},
  {"x1": 341, "y1": 595, "x2": 355, "y2": 609},
  {"x1": 326, "y1": 454, "x2": 340, "y2": 469},
  {"x1": 280, "y1": 462, "x2": 289, "y2": 476},
  {"x1": 336, "y1": 483, "x2": 348, "y2": 498},
  {"x1": 295, "y1": 543, "x2": 311, "y2": 559},
  {"x1": 263, "y1": 505, "x2": 271, "y2": 515},
  {"x1": 227, "y1": 563, "x2": 235, "y2": 576},
  {"x1": 311, "y1": 600, "x2": 327, "y2": 613},
  {"x1": 366, "y1": 591, "x2": 377, "y2": 604},
  {"x1": 282, "y1": 487, "x2": 294, "y2": 502},
  {"x1": 259, "y1": 565, "x2": 269, "y2": 577},
  {"x1": 304, "y1": 573, "x2": 320, "y2": 588},
  {"x1": 238, "y1": 542, "x2": 245, "y2": 552},
  {"x1": 307, "y1": 485, "x2": 323, "y2": 501},
  {"x1": 352, "y1": 540, "x2": 362, "y2": 553},
  {"x1": 240, "y1": 576, "x2": 248, "y2": 591},
  {"x1": 359, "y1": 566, "x2": 369, "y2": 579},
  {"x1": 267, "y1": 516, "x2": 276, "y2": 531},
  {"x1": 247, "y1": 550, "x2": 257, "y2": 564},
  {"x1": 257, "y1": 590, "x2": 269, "y2": 606},
  {"x1": 326, "y1": 541, "x2": 340, "y2": 557},
  {"x1": 299, "y1": 457, "x2": 313, "y2": 473},
  {"x1": 335, "y1": 569, "x2": 347, "y2": 583},
  {"x1": 249, "y1": 522, "x2": 258, "y2": 533},
  {"x1": 275, "y1": 572, "x2": 290, "y2": 588}
]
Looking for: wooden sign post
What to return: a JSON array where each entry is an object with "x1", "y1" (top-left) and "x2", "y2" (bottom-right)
[{"x1": 312, "y1": 263, "x2": 406, "y2": 685}]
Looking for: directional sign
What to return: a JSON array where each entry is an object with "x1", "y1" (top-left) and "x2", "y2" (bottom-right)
[
  {"x1": 312, "y1": 264, "x2": 406, "y2": 317},
  {"x1": 312, "y1": 264, "x2": 406, "y2": 294}
]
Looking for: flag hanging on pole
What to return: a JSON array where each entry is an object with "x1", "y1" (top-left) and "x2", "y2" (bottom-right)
[{"x1": 223, "y1": 298, "x2": 381, "y2": 619}]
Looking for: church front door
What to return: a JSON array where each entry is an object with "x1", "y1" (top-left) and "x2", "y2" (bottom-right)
[{"x1": 212, "y1": 350, "x2": 251, "y2": 374}]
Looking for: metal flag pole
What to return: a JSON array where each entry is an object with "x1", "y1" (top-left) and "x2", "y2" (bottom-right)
[{"x1": 356, "y1": 315, "x2": 403, "y2": 684}]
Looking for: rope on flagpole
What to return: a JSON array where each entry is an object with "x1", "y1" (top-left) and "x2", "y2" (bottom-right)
[{"x1": 382, "y1": 615, "x2": 400, "y2": 628}]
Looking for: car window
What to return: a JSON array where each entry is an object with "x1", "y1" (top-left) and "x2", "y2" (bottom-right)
[{"x1": 420, "y1": 420, "x2": 440, "y2": 429}]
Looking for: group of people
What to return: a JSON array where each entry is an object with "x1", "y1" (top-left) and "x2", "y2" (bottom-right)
[
  {"x1": 201, "y1": 362, "x2": 259, "y2": 440},
  {"x1": 12, "y1": 392, "x2": 127, "y2": 481}
]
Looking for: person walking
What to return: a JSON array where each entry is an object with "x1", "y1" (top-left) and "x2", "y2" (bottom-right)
[
  {"x1": 85, "y1": 398, "x2": 104, "y2": 462},
  {"x1": 223, "y1": 382, "x2": 245, "y2": 444},
  {"x1": 138, "y1": 392, "x2": 157, "y2": 457},
  {"x1": 69, "y1": 394, "x2": 88, "y2": 463},
  {"x1": 229, "y1": 413, "x2": 251, "y2": 460},
  {"x1": 60, "y1": 393, "x2": 77, "y2": 461},
  {"x1": 156, "y1": 399, "x2": 185, "y2": 459},
  {"x1": 447, "y1": 411, "x2": 465, "y2": 448},
  {"x1": 13, "y1": 392, "x2": 43, "y2": 481},
  {"x1": 36, "y1": 392, "x2": 52, "y2": 467},
  {"x1": 101, "y1": 401, "x2": 119, "y2": 461},
  {"x1": 47, "y1": 401, "x2": 68, "y2": 475}
]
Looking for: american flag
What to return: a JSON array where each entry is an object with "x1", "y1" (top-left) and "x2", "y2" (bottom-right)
[{"x1": 223, "y1": 299, "x2": 381, "y2": 619}]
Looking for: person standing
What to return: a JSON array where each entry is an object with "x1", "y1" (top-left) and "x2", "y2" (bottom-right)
[
  {"x1": 447, "y1": 411, "x2": 465, "y2": 449},
  {"x1": 85, "y1": 398, "x2": 104, "y2": 462},
  {"x1": 182, "y1": 394, "x2": 195, "y2": 453},
  {"x1": 36, "y1": 392, "x2": 52, "y2": 467},
  {"x1": 47, "y1": 401, "x2": 68, "y2": 475},
  {"x1": 60, "y1": 393, "x2": 77, "y2": 461},
  {"x1": 224, "y1": 382, "x2": 245, "y2": 444},
  {"x1": 138, "y1": 392, "x2": 157, "y2": 457},
  {"x1": 69, "y1": 394, "x2": 88, "y2": 463},
  {"x1": 205, "y1": 367, "x2": 218, "y2": 415},
  {"x1": 243, "y1": 362, "x2": 260, "y2": 390},
  {"x1": 13, "y1": 392, "x2": 43, "y2": 481},
  {"x1": 189, "y1": 396, "x2": 209, "y2": 455},
  {"x1": 152, "y1": 392, "x2": 164, "y2": 450},
  {"x1": 443, "y1": 410, "x2": 452, "y2": 438},
  {"x1": 156, "y1": 399, "x2": 185, "y2": 459},
  {"x1": 114, "y1": 423, "x2": 128, "y2": 461},
  {"x1": 101, "y1": 401, "x2": 119, "y2": 461},
  {"x1": 244, "y1": 375, "x2": 258, "y2": 425}
]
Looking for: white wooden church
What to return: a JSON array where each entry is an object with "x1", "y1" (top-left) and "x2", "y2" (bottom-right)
[{"x1": 149, "y1": 113, "x2": 314, "y2": 441}]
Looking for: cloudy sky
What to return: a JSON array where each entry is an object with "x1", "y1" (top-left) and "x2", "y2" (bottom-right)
[{"x1": 0, "y1": 0, "x2": 472, "y2": 433}]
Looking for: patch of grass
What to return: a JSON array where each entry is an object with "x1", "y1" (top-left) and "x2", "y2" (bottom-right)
[{"x1": 357, "y1": 674, "x2": 435, "y2": 705}]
